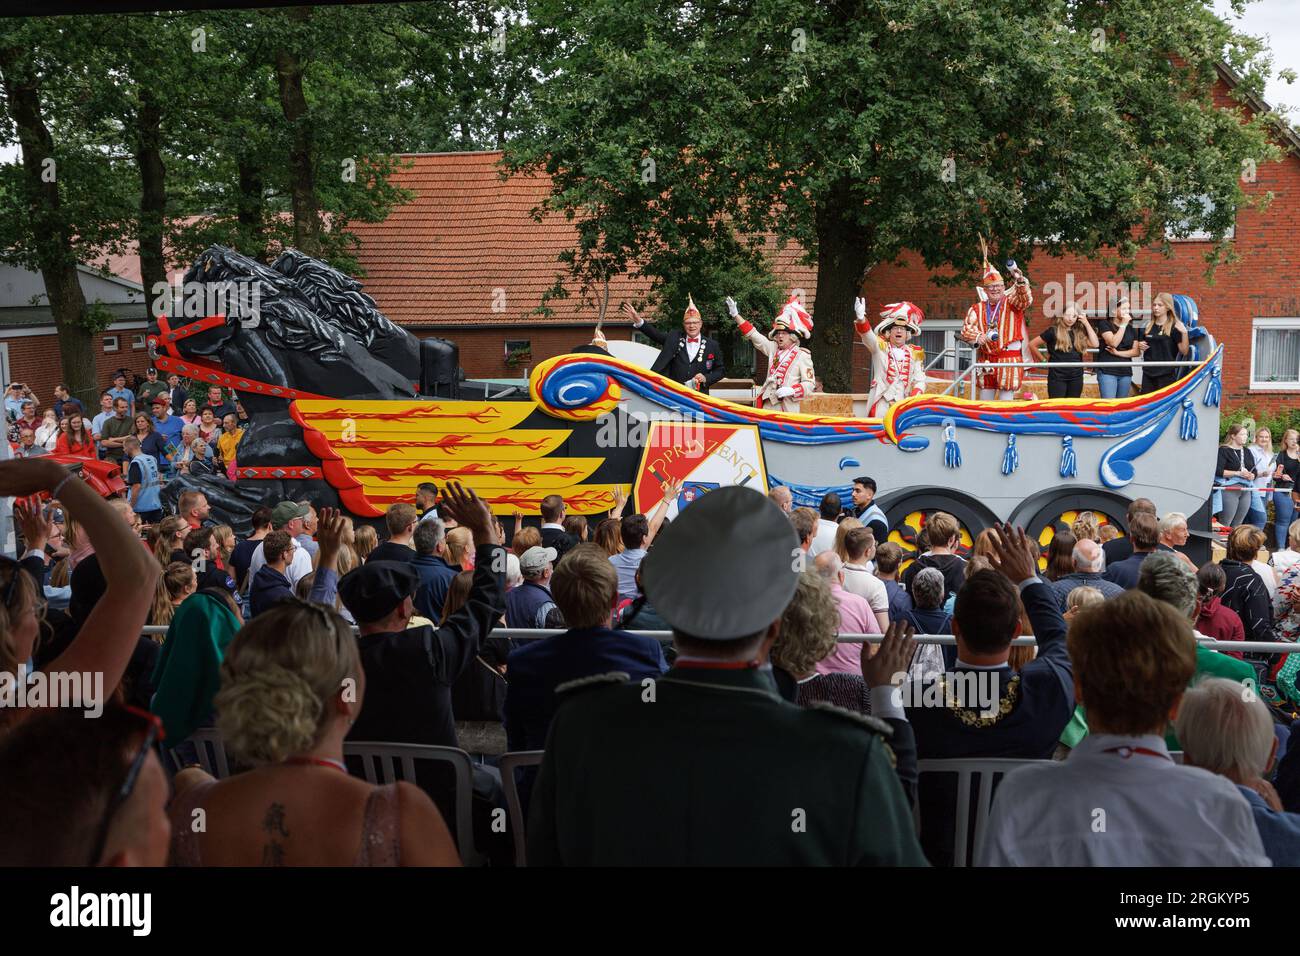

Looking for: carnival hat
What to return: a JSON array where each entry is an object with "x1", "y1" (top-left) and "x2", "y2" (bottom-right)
[
  {"x1": 683, "y1": 295, "x2": 701, "y2": 321},
  {"x1": 876, "y1": 301, "x2": 924, "y2": 336},
  {"x1": 771, "y1": 294, "x2": 813, "y2": 339},
  {"x1": 642, "y1": 485, "x2": 800, "y2": 640}
]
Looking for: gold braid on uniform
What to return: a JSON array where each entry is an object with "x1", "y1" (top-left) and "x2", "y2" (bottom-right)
[{"x1": 940, "y1": 673, "x2": 1021, "y2": 727}]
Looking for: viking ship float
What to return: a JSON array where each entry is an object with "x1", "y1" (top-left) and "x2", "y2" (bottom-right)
[{"x1": 150, "y1": 247, "x2": 1225, "y2": 562}]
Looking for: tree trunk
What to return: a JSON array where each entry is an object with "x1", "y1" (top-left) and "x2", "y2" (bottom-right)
[
  {"x1": 134, "y1": 86, "x2": 167, "y2": 324},
  {"x1": 236, "y1": 154, "x2": 266, "y2": 261},
  {"x1": 274, "y1": 9, "x2": 320, "y2": 257},
  {"x1": 811, "y1": 184, "x2": 872, "y2": 394},
  {"x1": 0, "y1": 48, "x2": 96, "y2": 406}
]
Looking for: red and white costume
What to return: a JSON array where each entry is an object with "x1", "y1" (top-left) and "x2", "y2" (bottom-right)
[
  {"x1": 961, "y1": 261, "x2": 1033, "y2": 399},
  {"x1": 856, "y1": 300, "x2": 926, "y2": 417},
  {"x1": 736, "y1": 295, "x2": 817, "y2": 413}
]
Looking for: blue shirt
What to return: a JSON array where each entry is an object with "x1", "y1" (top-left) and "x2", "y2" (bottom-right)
[
  {"x1": 413, "y1": 553, "x2": 459, "y2": 621},
  {"x1": 504, "y1": 626, "x2": 668, "y2": 751},
  {"x1": 1238, "y1": 785, "x2": 1300, "y2": 866},
  {"x1": 609, "y1": 548, "x2": 647, "y2": 601},
  {"x1": 107, "y1": 386, "x2": 134, "y2": 413}
]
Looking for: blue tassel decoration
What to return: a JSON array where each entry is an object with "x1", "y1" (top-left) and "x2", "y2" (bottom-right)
[
  {"x1": 1001, "y1": 434, "x2": 1020, "y2": 476},
  {"x1": 1059, "y1": 436, "x2": 1077, "y2": 479},
  {"x1": 1180, "y1": 398, "x2": 1198, "y2": 441},
  {"x1": 1204, "y1": 366, "x2": 1221, "y2": 407},
  {"x1": 942, "y1": 418, "x2": 961, "y2": 469}
]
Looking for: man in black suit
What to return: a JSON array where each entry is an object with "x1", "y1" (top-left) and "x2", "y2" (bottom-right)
[
  {"x1": 903, "y1": 523, "x2": 1074, "y2": 863},
  {"x1": 621, "y1": 298, "x2": 726, "y2": 393},
  {"x1": 539, "y1": 493, "x2": 579, "y2": 562}
]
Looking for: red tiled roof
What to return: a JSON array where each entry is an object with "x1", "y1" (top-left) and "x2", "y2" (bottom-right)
[{"x1": 349, "y1": 151, "x2": 817, "y2": 328}]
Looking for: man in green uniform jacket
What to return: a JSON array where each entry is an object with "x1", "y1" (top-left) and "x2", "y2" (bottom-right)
[{"x1": 526, "y1": 485, "x2": 927, "y2": 867}]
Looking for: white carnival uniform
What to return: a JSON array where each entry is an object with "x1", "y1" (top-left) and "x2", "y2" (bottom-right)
[
  {"x1": 862, "y1": 334, "x2": 926, "y2": 417},
  {"x1": 739, "y1": 321, "x2": 816, "y2": 413}
]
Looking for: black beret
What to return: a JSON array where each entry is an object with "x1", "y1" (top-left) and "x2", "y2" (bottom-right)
[{"x1": 338, "y1": 561, "x2": 419, "y2": 625}]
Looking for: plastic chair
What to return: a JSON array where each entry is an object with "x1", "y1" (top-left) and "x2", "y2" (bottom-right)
[
  {"x1": 915, "y1": 758, "x2": 1045, "y2": 866},
  {"x1": 343, "y1": 741, "x2": 484, "y2": 866},
  {"x1": 498, "y1": 750, "x2": 544, "y2": 866}
]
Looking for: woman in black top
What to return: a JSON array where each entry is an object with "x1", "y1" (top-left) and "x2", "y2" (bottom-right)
[
  {"x1": 1272, "y1": 428, "x2": 1300, "y2": 550},
  {"x1": 1217, "y1": 422, "x2": 1255, "y2": 527},
  {"x1": 1139, "y1": 293, "x2": 1191, "y2": 394},
  {"x1": 1093, "y1": 299, "x2": 1147, "y2": 398},
  {"x1": 1029, "y1": 304, "x2": 1098, "y2": 398}
]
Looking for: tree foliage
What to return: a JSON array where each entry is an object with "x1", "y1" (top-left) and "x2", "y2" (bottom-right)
[{"x1": 507, "y1": 0, "x2": 1283, "y2": 390}]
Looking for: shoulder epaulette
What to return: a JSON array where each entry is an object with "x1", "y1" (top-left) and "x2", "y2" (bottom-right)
[
  {"x1": 555, "y1": 671, "x2": 631, "y2": 696},
  {"x1": 806, "y1": 701, "x2": 894, "y2": 738}
]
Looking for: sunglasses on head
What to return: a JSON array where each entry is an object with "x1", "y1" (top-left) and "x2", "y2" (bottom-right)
[{"x1": 87, "y1": 706, "x2": 165, "y2": 866}]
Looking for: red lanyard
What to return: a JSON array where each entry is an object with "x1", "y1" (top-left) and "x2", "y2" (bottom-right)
[{"x1": 284, "y1": 756, "x2": 348, "y2": 772}]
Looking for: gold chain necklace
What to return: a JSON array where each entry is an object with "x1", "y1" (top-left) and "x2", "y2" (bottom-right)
[{"x1": 938, "y1": 673, "x2": 1021, "y2": 727}]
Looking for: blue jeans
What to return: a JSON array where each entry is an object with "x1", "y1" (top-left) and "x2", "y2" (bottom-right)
[
  {"x1": 1276, "y1": 491, "x2": 1297, "y2": 550},
  {"x1": 1098, "y1": 373, "x2": 1132, "y2": 399}
]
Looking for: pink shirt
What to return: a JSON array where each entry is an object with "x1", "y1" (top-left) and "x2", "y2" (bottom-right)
[{"x1": 816, "y1": 581, "x2": 881, "y2": 676}]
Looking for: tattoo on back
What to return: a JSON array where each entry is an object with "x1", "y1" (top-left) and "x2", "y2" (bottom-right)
[{"x1": 261, "y1": 801, "x2": 290, "y2": 866}]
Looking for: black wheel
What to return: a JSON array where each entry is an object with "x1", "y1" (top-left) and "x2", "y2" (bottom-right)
[{"x1": 876, "y1": 490, "x2": 1001, "y2": 569}]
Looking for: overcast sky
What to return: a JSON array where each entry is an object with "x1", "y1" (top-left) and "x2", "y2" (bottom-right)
[{"x1": 1215, "y1": 0, "x2": 1300, "y2": 116}]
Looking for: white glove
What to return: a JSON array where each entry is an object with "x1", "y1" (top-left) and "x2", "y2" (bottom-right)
[
  {"x1": 853, "y1": 297, "x2": 866, "y2": 321},
  {"x1": 775, "y1": 386, "x2": 796, "y2": 400},
  {"x1": 725, "y1": 296, "x2": 739, "y2": 319}
]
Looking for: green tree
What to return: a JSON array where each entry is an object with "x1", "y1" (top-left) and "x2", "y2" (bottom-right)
[
  {"x1": 507, "y1": 0, "x2": 1281, "y2": 392},
  {"x1": 0, "y1": 19, "x2": 138, "y2": 406}
]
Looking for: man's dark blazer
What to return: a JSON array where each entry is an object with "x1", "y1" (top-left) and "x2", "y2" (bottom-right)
[{"x1": 640, "y1": 324, "x2": 726, "y2": 393}]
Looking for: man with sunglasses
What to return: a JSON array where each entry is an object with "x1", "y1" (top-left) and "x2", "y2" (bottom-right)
[{"x1": 0, "y1": 705, "x2": 171, "y2": 866}]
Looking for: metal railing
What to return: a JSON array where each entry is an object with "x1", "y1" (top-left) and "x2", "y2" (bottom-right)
[
  {"x1": 138, "y1": 625, "x2": 1300, "y2": 655},
  {"x1": 944, "y1": 357, "x2": 1194, "y2": 398}
]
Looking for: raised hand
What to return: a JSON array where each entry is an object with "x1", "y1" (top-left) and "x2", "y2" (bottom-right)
[
  {"x1": 986, "y1": 521, "x2": 1039, "y2": 584},
  {"x1": 15, "y1": 498, "x2": 53, "y2": 554},
  {"x1": 725, "y1": 296, "x2": 739, "y2": 319},
  {"x1": 775, "y1": 386, "x2": 796, "y2": 400},
  {"x1": 440, "y1": 481, "x2": 500, "y2": 546},
  {"x1": 862, "y1": 619, "x2": 917, "y2": 689},
  {"x1": 620, "y1": 302, "x2": 643, "y2": 326},
  {"x1": 853, "y1": 297, "x2": 866, "y2": 322}
]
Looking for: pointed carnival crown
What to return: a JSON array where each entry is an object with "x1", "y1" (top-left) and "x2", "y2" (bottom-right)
[{"x1": 683, "y1": 294, "x2": 701, "y2": 320}]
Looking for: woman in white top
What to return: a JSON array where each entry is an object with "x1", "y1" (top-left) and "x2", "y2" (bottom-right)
[
  {"x1": 33, "y1": 409, "x2": 59, "y2": 451},
  {"x1": 1247, "y1": 427, "x2": 1275, "y2": 531}
]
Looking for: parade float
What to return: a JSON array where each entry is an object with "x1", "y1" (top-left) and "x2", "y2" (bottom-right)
[{"x1": 152, "y1": 248, "x2": 1223, "y2": 563}]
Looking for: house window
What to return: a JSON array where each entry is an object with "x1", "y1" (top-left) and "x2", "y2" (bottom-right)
[
  {"x1": 503, "y1": 339, "x2": 532, "y2": 370},
  {"x1": 1166, "y1": 195, "x2": 1235, "y2": 242},
  {"x1": 131, "y1": 333, "x2": 147, "y2": 350},
  {"x1": 103, "y1": 335, "x2": 119, "y2": 353},
  {"x1": 911, "y1": 320, "x2": 972, "y2": 378},
  {"x1": 1251, "y1": 318, "x2": 1300, "y2": 390}
]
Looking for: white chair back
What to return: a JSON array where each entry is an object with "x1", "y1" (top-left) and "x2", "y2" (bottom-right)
[
  {"x1": 498, "y1": 750, "x2": 544, "y2": 866},
  {"x1": 916, "y1": 758, "x2": 1045, "y2": 866}
]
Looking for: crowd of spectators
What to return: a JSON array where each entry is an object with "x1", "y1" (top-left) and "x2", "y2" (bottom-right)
[{"x1": 6, "y1": 381, "x2": 1300, "y2": 868}]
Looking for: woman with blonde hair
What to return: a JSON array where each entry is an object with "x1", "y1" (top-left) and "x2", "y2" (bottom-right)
[
  {"x1": 1272, "y1": 429, "x2": 1300, "y2": 553},
  {"x1": 1138, "y1": 292, "x2": 1191, "y2": 395},
  {"x1": 211, "y1": 524, "x2": 236, "y2": 569},
  {"x1": 1070, "y1": 511, "x2": 1101, "y2": 544},
  {"x1": 152, "y1": 515, "x2": 189, "y2": 566},
  {"x1": 149, "y1": 562, "x2": 197, "y2": 630},
  {"x1": 352, "y1": 524, "x2": 378, "y2": 563},
  {"x1": 1217, "y1": 422, "x2": 1256, "y2": 528},
  {"x1": 832, "y1": 516, "x2": 863, "y2": 563},
  {"x1": 1028, "y1": 303, "x2": 1098, "y2": 399},
  {"x1": 168, "y1": 601, "x2": 460, "y2": 866}
]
